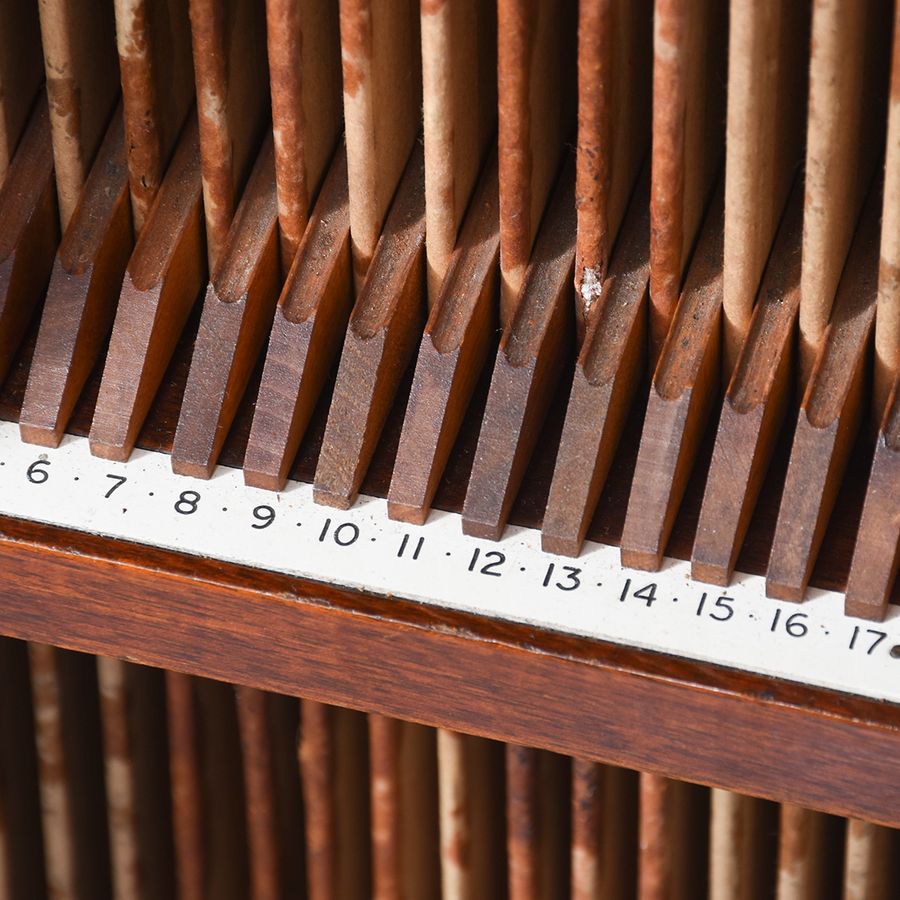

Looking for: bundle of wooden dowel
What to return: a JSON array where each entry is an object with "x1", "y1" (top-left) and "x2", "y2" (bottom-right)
[
  {"x1": 0, "y1": 1, "x2": 898, "y2": 899},
  {"x1": 0, "y1": 634, "x2": 898, "y2": 900}
]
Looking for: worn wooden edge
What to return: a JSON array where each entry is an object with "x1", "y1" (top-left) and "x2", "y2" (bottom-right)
[
  {"x1": 387, "y1": 154, "x2": 500, "y2": 525},
  {"x1": 88, "y1": 114, "x2": 205, "y2": 462},
  {"x1": 542, "y1": 167, "x2": 650, "y2": 557},
  {"x1": 242, "y1": 146, "x2": 352, "y2": 492},
  {"x1": 171, "y1": 136, "x2": 279, "y2": 478},
  {"x1": 0, "y1": 512, "x2": 897, "y2": 826},
  {"x1": 313, "y1": 144, "x2": 426, "y2": 510},
  {"x1": 844, "y1": 376, "x2": 900, "y2": 620},
  {"x1": 461, "y1": 159, "x2": 576, "y2": 541},
  {"x1": 766, "y1": 187, "x2": 881, "y2": 602},
  {"x1": 0, "y1": 96, "x2": 59, "y2": 389},
  {"x1": 620, "y1": 187, "x2": 724, "y2": 571},
  {"x1": 691, "y1": 183, "x2": 803, "y2": 586},
  {"x1": 20, "y1": 104, "x2": 132, "y2": 448}
]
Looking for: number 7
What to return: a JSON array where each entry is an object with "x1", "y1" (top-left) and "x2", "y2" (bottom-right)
[{"x1": 104, "y1": 474, "x2": 127, "y2": 498}]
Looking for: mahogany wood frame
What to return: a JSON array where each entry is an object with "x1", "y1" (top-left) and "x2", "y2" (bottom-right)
[{"x1": 0, "y1": 513, "x2": 896, "y2": 829}]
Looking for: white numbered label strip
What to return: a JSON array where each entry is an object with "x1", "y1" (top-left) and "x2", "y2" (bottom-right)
[{"x1": 0, "y1": 422, "x2": 896, "y2": 704}]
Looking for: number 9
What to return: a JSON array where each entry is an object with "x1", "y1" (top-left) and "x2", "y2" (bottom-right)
[{"x1": 251, "y1": 505, "x2": 275, "y2": 529}]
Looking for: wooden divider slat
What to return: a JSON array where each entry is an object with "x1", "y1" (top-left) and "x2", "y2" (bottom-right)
[
  {"x1": 0, "y1": 638, "x2": 46, "y2": 900},
  {"x1": 339, "y1": 0, "x2": 421, "y2": 288},
  {"x1": 20, "y1": 105, "x2": 131, "y2": 448},
  {"x1": 843, "y1": 818, "x2": 898, "y2": 900},
  {"x1": 799, "y1": 0, "x2": 891, "y2": 382},
  {"x1": 0, "y1": 96, "x2": 58, "y2": 389},
  {"x1": 775, "y1": 805, "x2": 843, "y2": 900},
  {"x1": 767, "y1": 186, "x2": 881, "y2": 601},
  {"x1": 171, "y1": 134, "x2": 279, "y2": 478},
  {"x1": 620, "y1": 183, "x2": 723, "y2": 571},
  {"x1": 709, "y1": 790, "x2": 776, "y2": 900},
  {"x1": 421, "y1": 0, "x2": 496, "y2": 304},
  {"x1": 875, "y1": 10, "x2": 900, "y2": 416},
  {"x1": 188, "y1": 0, "x2": 269, "y2": 270},
  {"x1": 574, "y1": 0, "x2": 650, "y2": 336},
  {"x1": 497, "y1": 0, "x2": 576, "y2": 325},
  {"x1": 387, "y1": 154, "x2": 500, "y2": 524},
  {"x1": 37, "y1": 0, "x2": 118, "y2": 230},
  {"x1": 542, "y1": 166, "x2": 650, "y2": 557},
  {"x1": 461, "y1": 158, "x2": 575, "y2": 540},
  {"x1": 89, "y1": 113, "x2": 205, "y2": 462},
  {"x1": 114, "y1": 0, "x2": 194, "y2": 235},
  {"x1": 844, "y1": 374, "x2": 900, "y2": 619},
  {"x1": 571, "y1": 761, "x2": 637, "y2": 900},
  {"x1": 235, "y1": 686, "x2": 280, "y2": 900},
  {"x1": 638, "y1": 774, "x2": 708, "y2": 900},
  {"x1": 313, "y1": 143, "x2": 426, "y2": 510},
  {"x1": 722, "y1": 0, "x2": 806, "y2": 370},
  {"x1": 692, "y1": 181, "x2": 803, "y2": 585},
  {"x1": 265, "y1": 0, "x2": 342, "y2": 270},
  {"x1": 243, "y1": 147, "x2": 352, "y2": 492},
  {"x1": 0, "y1": 0, "x2": 43, "y2": 183},
  {"x1": 648, "y1": 0, "x2": 725, "y2": 358}
]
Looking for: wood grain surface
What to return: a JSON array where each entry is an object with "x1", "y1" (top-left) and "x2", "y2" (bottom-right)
[
  {"x1": 767, "y1": 185, "x2": 880, "y2": 602},
  {"x1": 171, "y1": 134, "x2": 279, "y2": 478},
  {"x1": 497, "y1": 0, "x2": 576, "y2": 325},
  {"x1": 0, "y1": 96, "x2": 59, "y2": 390},
  {"x1": 265, "y1": 0, "x2": 342, "y2": 269},
  {"x1": 339, "y1": 0, "x2": 421, "y2": 288},
  {"x1": 574, "y1": 0, "x2": 650, "y2": 335},
  {"x1": 188, "y1": 0, "x2": 269, "y2": 269},
  {"x1": 314, "y1": 143, "x2": 426, "y2": 510},
  {"x1": 20, "y1": 104, "x2": 132, "y2": 448},
  {"x1": 542, "y1": 165, "x2": 649, "y2": 556},
  {"x1": 37, "y1": 0, "x2": 119, "y2": 229},
  {"x1": 89, "y1": 113, "x2": 205, "y2": 462},
  {"x1": 620, "y1": 183, "x2": 723, "y2": 571},
  {"x1": 692, "y1": 181, "x2": 803, "y2": 585},
  {"x1": 462, "y1": 158, "x2": 575, "y2": 540},
  {"x1": 242, "y1": 146, "x2": 352, "y2": 492},
  {"x1": 387, "y1": 153, "x2": 500, "y2": 525},
  {"x1": 114, "y1": 0, "x2": 194, "y2": 234}
]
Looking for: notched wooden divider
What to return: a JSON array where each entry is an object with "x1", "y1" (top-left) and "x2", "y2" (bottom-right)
[
  {"x1": 0, "y1": 97, "x2": 58, "y2": 387},
  {"x1": 265, "y1": 0, "x2": 342, "y2": 269},
  {"x1": 497, "y1": 0, "x2": 576, "y2": 325},
  {"x1": 542, "y1": 167, "x2": 650, "y2": 557},
  {"x1": 844, "y1": 376, "x2": 900, "y2": 621},
  {"x1": 691, "y1": 183, "x2": 803, "y2": 586},
  {"x1": 340, "y1": 0, "x2": 422, "y2": 288},
  {"x1": 620, "y1": 185, "x2": 724, "y2": 571},
  {"x1": 115, "y1": 0, "x2": 194, "y2": 236},
  {"x1": 766, "y1": 187, "x2": 881, "y2": 602},
  {"x1": 313, "y1": 144, "x2": 426, "y2": 510},
  {"x1": 387, "y1": 154, "x2": 500, "y2": 525},
  {"x1": 20, "y1": 105, "x2": 131, "y2": 447},
  {"x1": 461, "y1": 159, "x2": 576, "y2": 541},
  {"x1": 243, "y1": 147, "x2": 352, "y2": 492},
  {"x1": 89, "y1": 113, "x2": 205, "y2": 462},
  {"x1": 648, "y1": 0, "x2": 725, "y2": 358},
  {"x1": 171, "y1": 135, "x2": 279, "y2": 478},
  {"x1": 574, "y1": 0, "x2": 650, "y2": 336},
  {"x1": 37, "y1": 0, "x2": 119, "y2": 230},
  {"x1": 0, "y1": 0, "x2": 42, "y2": 183},
  {"x1": 189, "y1": 0, "x2": 269, "y2": 270}
]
